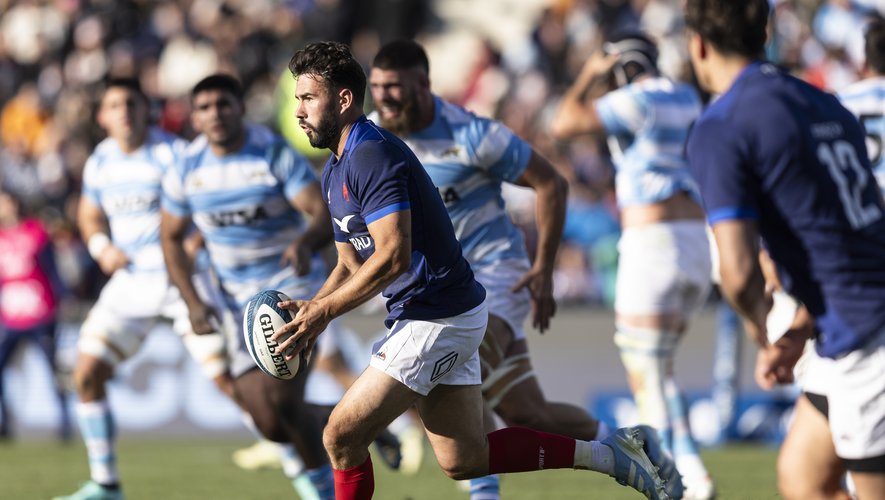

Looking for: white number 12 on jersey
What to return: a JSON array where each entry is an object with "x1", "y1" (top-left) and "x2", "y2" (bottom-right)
[{"x1": 817, "y1": 140, "x2": 882, "y2": 229}]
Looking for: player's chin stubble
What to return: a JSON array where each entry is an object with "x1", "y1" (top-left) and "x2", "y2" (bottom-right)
[{"x1": 306, "y1": 102, "x2": 340, "y2": 149}]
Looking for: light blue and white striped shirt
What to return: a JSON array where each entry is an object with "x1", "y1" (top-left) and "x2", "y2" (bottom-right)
[
  {"x1": 162, "y1": 125, "x2": 322, "y2": 307},
  {"x1": 838, "y1": 76, "x2": 885, "y2": 195},
  {"x1": 596, "y1": 77, "x2": 702, "y2": 208},
  {"x1": 82, "y1": 127, "x2": 185, "y2": 273},
  {"x1": 371, "y1": 96, "x2": 532, "y2": 268}
]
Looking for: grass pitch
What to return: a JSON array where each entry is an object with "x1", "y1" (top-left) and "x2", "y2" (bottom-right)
[{"x1": 0, "y1": 438, "x2": 779, "y2": 499}]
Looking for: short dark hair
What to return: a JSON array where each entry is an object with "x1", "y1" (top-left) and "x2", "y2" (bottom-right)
[
  {"x1": 104, "y1": 77, "x2": 146, "y2": 99},
  {"x1": 372, "y1": 39, "x2": 430, "y2": 74},
  {"x1": 190, "y1": 74, "x2": 244, "y2": 102},
  {"x1": 288, "y1": 41, "x2": 366, "y2": 107},
  {"x1": 866, "y1": 18, "x2": 885, "y2": 74},
  {"x1": 684, "y1": 0, "x2": 769, "y2": 59}
]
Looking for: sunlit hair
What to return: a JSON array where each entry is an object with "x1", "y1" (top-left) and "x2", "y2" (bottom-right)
[{"x1": 288, "y1": 41, "x2": 366, "y2": 107}]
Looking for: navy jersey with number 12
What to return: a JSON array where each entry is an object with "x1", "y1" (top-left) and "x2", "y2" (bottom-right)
[
  {"x1": 687, "y1": 62, "x2": 885, "y2": 358},
  {"x1": 323, "y1": 116, "x2": 486, "y2": 327}
]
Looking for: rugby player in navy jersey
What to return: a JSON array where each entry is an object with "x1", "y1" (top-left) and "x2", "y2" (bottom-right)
[
  {"x1": 369, "y1": 39, "x2": 611, "y2": 500},
  {"x1": 684, "y1": 1, "x2": 885, "y2": 499},
  {"x1": 274, "y1": 41, "x2": 683, "y2": 500}
]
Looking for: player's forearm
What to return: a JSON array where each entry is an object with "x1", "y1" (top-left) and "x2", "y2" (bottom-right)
[
  {"x1": 318, "y1": 250, "x2": 409, "y2": 319},
  {"x1": 720, "y1": 266, "x2": 771, "y2": 346},
  {"x1": 313, "y1": 262, "x2": 354, "y2": 301},
  {"x1": 161, "y1": 235, "x2": 202, "y2": 309},
  {"x1": 532, "y1": 173, "x2": 568, "y2": 272}
]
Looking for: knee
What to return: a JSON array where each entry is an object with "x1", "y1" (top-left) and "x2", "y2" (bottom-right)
[
  {"x1": 438, "y1": 455, "x2": 486, "y2": 481},
  {"x1": 776, "y1": 454, "x2": 841, "y2": 500},
  {"x1": 72, "y1": 360, "x2": 110, "y2": 399},
  {"x1": 323, "y1": 417, "x2": 357, "y2": 463}
]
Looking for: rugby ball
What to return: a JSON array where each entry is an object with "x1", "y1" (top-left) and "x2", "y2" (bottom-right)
[{"x1": 243, "y1": 290, "x2": 308, "y2": 380}]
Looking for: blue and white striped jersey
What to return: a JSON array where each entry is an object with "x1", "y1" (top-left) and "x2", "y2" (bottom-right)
[
  {"x1": 838, "y1": 76, "x2": 885, "y2": 194},
  {"x1": 82, "y1": 127, "x2": 185, "y2": 273},
  {"x1": 162, "y1": 125, "x2": 322, "y2": 307},
  {"x1": 595, "y1": 77, "x2": 702, "y2": 208},
  {"x1": 370, "y1": 96, "x2": 532, "y2": 268}
]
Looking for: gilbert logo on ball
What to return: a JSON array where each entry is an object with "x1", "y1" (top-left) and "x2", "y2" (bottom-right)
[{"x1": 243, "y1": 290, "x2": 308, "y2": 380}]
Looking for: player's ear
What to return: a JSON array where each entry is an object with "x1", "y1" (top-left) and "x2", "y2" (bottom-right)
[{"x1": 338, "y1": 87, "x2": 354, "y2": 113}]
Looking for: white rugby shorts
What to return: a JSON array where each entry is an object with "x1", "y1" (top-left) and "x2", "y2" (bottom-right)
[
  {"x1": 800, "y1": 329, "x2": 885, "y2": 460},
  {"x1": 615, "y1": 220, "x2": 712, "y2": 318},
  {"x1": 78, "y1": 269, "x2": 226, "y2": 377},
  {"x1": 369, "y1": 301, "x2": 487, "y2": 396},
  {"x1": 472, "y1": 259, "x2": 531, "y2": 341}
]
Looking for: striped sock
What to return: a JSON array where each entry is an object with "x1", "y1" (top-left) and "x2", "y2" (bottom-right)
[
  {"x1": 469, "y1": 475, "x2": 500, "y2": 500},
  {"x1": 665, "y1": 378, "x2": 701, "y2": 458},
  {"x1": 76, "y1": 400, "x2": 118, "y2": 486}
]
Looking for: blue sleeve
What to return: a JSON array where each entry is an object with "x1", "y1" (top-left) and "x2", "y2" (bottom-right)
[
  {"x1": 268, "y1": 141, "x2": 319, "y2": 200},
  {"x1": 596, "y1": 85, "x2": 647, "y2": 136},
  {"x1": 81, "y1": 156, "x2": 102, "y2": 206},
  {"x1": 464, "y1": 116, "x2": 531, "y2": 182},
  {"x1": 349, "y1": 141, "x2": 411, "y2": 224},
  {"x1": 686, "y1": 116, "x2": 759, "y2": 224},
  {"x1": 161, "y1": 159, "x2": 191, "y2": 217}
]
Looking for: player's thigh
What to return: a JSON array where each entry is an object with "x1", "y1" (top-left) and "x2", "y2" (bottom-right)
[
  {"x1": 483, "y1": 338, "x2": 543, "y2": 415},
  {"x1": 418, "y1": 383, "x2": 488, "y2": 478},
  {"x1": 615, "y1": 221, "x2": 710, "y2": 331},
  {"x1": 826, "y1": 332, "x2": 885, "y2": 486},
  {"x1": 78, "y1": 272, "x2": 166, "y2": 367},
  {"x1": 234, "y1": 367, "x2": 311, "y2": 438},
  {"x1": 325, "y1": 366, "x2": 421, "y2": 452},
  {"x1": 778, "y1": 394, "x2": 846, "y2": 496},
  {"x1": 850, "y1": 472, "x2": 885, "y2": 500}
]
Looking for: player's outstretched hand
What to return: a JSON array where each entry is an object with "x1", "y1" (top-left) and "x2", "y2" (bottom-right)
[
  {"x1": 188, "y1": 301, "x2": 220, "y2": 336},
  {"x1": 273, "y1": 299, "x2": 329, "y2": 360},
  {"x1": 280, "y1": 240, "x2": 312, "y2": 277},
  {"x1": 512, "y1": 266, "x2": 557, "y2": 334}
]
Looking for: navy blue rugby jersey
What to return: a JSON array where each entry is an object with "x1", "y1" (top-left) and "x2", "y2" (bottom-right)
[
  {"x1": 322, "y1": 116, "x2": 485, "y2": 327},
  {"x1": 687, "y1": 62, "x2": 885, "y2": 358}
]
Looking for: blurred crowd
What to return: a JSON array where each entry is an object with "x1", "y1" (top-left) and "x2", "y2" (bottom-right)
[{"x1": 0, "y1": 0, "x2": 882, "y2": 312}]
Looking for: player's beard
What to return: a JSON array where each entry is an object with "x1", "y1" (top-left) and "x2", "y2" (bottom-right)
[
  {"x1": 378, "y1": 93, "x2": 421, "y2": 136},
  {"x1": 304, "y1": 99, "x2": 340, "y2": 150}
]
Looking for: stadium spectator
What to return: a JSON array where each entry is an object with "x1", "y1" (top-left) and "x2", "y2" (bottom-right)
[
  {"x1": 550, "y1": 31, "x2": 715, "y2": 499},
  {"x1": 0, "y1": 190, "x2": 71, "y2": 442},
  {"x1": 684, "y1": 1, "x2": 885, "y2": 498}
]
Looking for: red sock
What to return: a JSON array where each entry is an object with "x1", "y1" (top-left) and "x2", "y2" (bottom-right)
[
  {"x1": 333, "y1": 456, "x2": 375, "y2": 500},
  {"x1": 488, "y1": 427, "x2": 576, "y2": 474}
]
